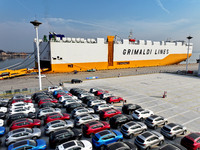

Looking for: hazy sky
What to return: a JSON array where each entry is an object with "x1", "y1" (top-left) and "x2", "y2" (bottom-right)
[{"x1": 0, "y1": 0, "x2": 199, "y2": 52}]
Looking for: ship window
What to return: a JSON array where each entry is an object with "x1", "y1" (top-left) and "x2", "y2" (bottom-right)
[
  {"x1": 68, "y1": 64, "x2": 73, "y2": 68},
  {"x1": 117, "y1": 62, "x2": 130, "y2": 65},
  {"x1": 52, "y1": 57, "x2": 56, "y2": 60}
]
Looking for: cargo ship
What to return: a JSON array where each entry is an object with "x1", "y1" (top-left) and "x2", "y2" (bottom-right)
[{"x1": 35, "y1": 32, "x2": 193, "y2": 73}]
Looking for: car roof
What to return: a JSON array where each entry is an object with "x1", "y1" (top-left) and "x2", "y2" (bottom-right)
[
  {"x1": 187, "y1": 132, "x2": 200, "y2": 140},
  {"x1": 149, "y1": 115, "x2": 159, "y2": 119},
  {"x1": 140, "y1": 131, "x2": 153, "y2": 139},
  {"x1": 86, "y1": 121, "x2": 100, "y2": 127},
  {"x1": 166, "y1": 123, "x2": 177, "y2": 128},
  {"x1": 62, "y1": 141, "x2": 76, "y2": 148},
  {"x1": 13, "y1": 140, "x2": 28, "y2": 148},
  {"x1": 126, "y1": 121, "x2": 137, "y2": 127},
  {"x1": 96, "y1": 130, "x2": 110, "y2": 137},
  {"x1": 107, "y1": 142, "x2": 129, "y2": 150}
]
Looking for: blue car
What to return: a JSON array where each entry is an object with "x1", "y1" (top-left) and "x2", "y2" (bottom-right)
[
  {"x1": 8, "y1": 139, "x2": 46, "y2": 150},
  {"x1": 0, "y1": 126, "x2": 5, "y2": 136},
  {"x1": 53, "y1": 90, "x2": 68, "y2": 97},
  {"x1": 92, "y1": 130, "x2": 123, "y2": 149}
]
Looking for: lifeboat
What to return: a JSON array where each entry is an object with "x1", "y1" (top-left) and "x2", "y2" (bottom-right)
[{"x1": 129, "y1": 39, "x2": 136, "y2": 42}]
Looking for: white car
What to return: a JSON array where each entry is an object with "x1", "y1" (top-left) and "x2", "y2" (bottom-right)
[
  {"x1": 37, "y1": 107, "x2": 61, "y2": 119},
  {"x1": 0, "y1": 119, "x2": 3, "y2": 126},
  {"x1": 99, "y1": 93, "x2": 113, "y2": 99},
  {"x1": 93, "y1": 104, "x2": 114, "y2": 113},
  {"x1": 77, "y1": 92, "x2": 94, "y2": 99},
  {"x1": 9, "y1": 107, "x2": 36, "y2": 115},
  {"x1": 63, "y1": 99, "x2": 82, "y2": 107},
  {"x1": 87, "y1": 99, "x2": 106, "y2": 107},
  {"x1": 0, "y1": 107, "x2": 7, "y2": 113},
  {"x1": 10, "y1": 102, "x2": 34, "y2": 109},
  {"x1": 59, "y1": 95, "x2": 78, "y2": 103},
  {"x1": 48, "y1": 86, "x2": 63, "y2": 92},
  {"x1": 45, "y1": 120, "x2": 74, "y2": 135},
  {"x1": 74, "y1": 114, "x2": 99, "y2": 127},
  {"x1": 132, "y1": 108, "x2": 154, "y2": 121},
  {"x1": 71, "y1": 107, "x2": 94, "y2": 118},
  {"x1": 56, "y1": 140, "x2": 92, "y2": 150}
]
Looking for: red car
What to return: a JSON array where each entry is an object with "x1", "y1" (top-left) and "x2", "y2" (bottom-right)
[
  {"x1": 56, "y1": 92, "x2": 72, "y2": 99},
  {"x1": 38, "y1": 99, "x2": 58, "y2": 106},
  {"x1": 11, "y1": 98, "x2": 33, "y2": 104},
  {"x1": 106, "y1": 96, "x2": 124, "y2": 104},
  {"x1": 10, "y1": 118, "x2": 41, "y2": 130},
  {"x1": 95, "y1": 90, "x2": 109, "y2": 96},
  {"x1": 99, "y1": 108, "x2": 121, "y2": 121},
  {"x1": 45, "y1": 112, "x2": 70, "y2": 124},
  {"x1": 181, "y1": 132, "x2": 200, "y2": 150},
  {"x1": 83, "y1": 120, "x2": 110, "y2": 137}
]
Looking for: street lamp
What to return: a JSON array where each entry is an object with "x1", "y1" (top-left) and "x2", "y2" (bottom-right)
[
  {"x1": 30, "y1": 20, "x2": 42, "y2": 90},
  {"x1": 186, "y1": 36, "x2": 193, "y2": 74}
]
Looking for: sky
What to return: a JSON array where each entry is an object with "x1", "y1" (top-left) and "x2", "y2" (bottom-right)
[{"x1": 0, "y1": 0, "x2": 199, "y2": 52}]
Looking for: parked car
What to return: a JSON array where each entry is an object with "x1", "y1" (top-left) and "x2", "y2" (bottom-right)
[
  {"x1": 45, "y1": 112, "x2": 70, "y2": 124},
  {"x1": 56, "y1": 140, "x2": 92, "y2": 150},
  {"x1": 87, "y1": 99, "x2": 106, "y2": 108},
  {"x1": 77, "y1": 92, "x2": 94, "y2": 99},
  {"x1": 92, "y1": 130, "x2": 123, "y2": 150},
  {"x1": 5, "y1": 128, "x2": 41, "y2": 146},
  {"x1": 10, "y1": 98, "x2": 33, "y2": 104},
  {"x1": 9, "y1": 107, "x2": 36, "y2": 115},
  {"x1": 0, "y1": 126, "x2": 6, "y2": 136},
  {"x1": 134, "y1": 131, "x2": 164, "y2": 150},
  {"x1": 10, "y1": 118, "x2": 41, "y2": 130},
  {"x1": 132, "y1": 108, "x2": 154, "y2": 121},
  {"x1": 105, "y1": 141, "x2": 138, "y2": 150},
  {"x1": 62, "y1": 99, "x2": 82, "y2": 107},
  {"x1": 81, "y1": 96, "x2": 98, "y2": 104},
  {"x1": 45, "y1": 120, "x2": 74, "y2": 135},
  {"x1": 181, "y1": 132, "x2": 200, "y2": 150},
  {"x1": 159, "y1": 143, "x2": 187, "y2": 150},
  {"x1": 59, "y1": 95, "x2": 78, "y2": 103},
  {"x1": 7, "y1": 112, "x2": 36, "y2": 126},
  {"x1": 71, "y1": 107, "x2": 94, "y2": 118},
  {"x1": 99, "y1": 93, "x2": 113, "y2": 100},
  {"x1": 10, "y1": 102, "x2": 34, "y2": 109},
  {"x1": 95, "y1": 90, "x2": 109, "y2": 96},
  {"x1": 121, "y1": 121, "x2": 147, "y2": 138},
  {"x1": 39, "y1": 102, "x2": 62, "y2": 109},
  {"x1": 106, "y1": 96, "x2": 124, "y2": 104},
  {"x1": 160, "y1": 123, "x2": 187, "y2": 140},
  {"x1": 99, "y1": 108, "x2": 122, "y2": 121},
  {"x1": 71, "y1": 79, "x2": 82, "y2": 84},
  {"x1": 65, "y1": 102, "x2": 87, "y2": 113},
  {"x1": 109, "y1": 114, "x2": 133, "y2": 129},
  {"x1": 49, "y1": 128, "x2": 82, "y2": 148},
  {"x1": 37, "y1": 107, "x2": 61, "y2": 119},
  {"x1": 0, "y1": 107, "x2": 7, "y2": 113},
  {"x1": 83, "y1": 120, "x2": 110, "y2": 137},
  {"x1": 8, "y1": 139, "x2": 47, "y2": 150},
  {"x1": 89, "y1": 88, "x2": 101, "y2": 93},
  {"x1": 0, "y1": 112, "x2": 6, "y2": 119},
  {"x1": 93, "y1": 103, "x2": 113, "y2": 113},
  {"x1": 38, "y1": 99, "x2": 58, "y2": 106},
  {"x1": 122, "y1": 103, "x2": 141, "y2": 115},
  {"x1": 144, "y1": 115, "x2": 168, "y2": 129},
  {"x1": 74, "y1": 114, "x2": 99, "y2": 127},
  {"x1": 48, "y1": 86, "x2": 63, "y2": 92}
]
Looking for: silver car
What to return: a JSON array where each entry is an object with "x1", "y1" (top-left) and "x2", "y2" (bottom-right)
[
  {"x1": 134, "y1": 131, "x2": 164, "y2": 150},
  {"x1": 74, "y1": 114, "x2": 99, "y2": 127},
  {"x1": 93, "y1": 103, "x2": 113, "y2": 113},
  {"x1": 45, "y1": 120, "x2": 74, "y2": 135},
  {"x1": 87, "y1": 99, "x2": 106, "y2": 108},
  {"x1": 121, "y1": 121, "x2": 147, "y2": 138},
  {"x1": 71, "y1": 107, "x2": 94, "y2": 118},
  {"x1": 59, "y1": 95, "x2": 78, "y2": 103},
  {"x1": 63, "y1": 99, "x2": 82, "y2": 107},
  {"x1": 77, "y1": 92, "x2": 94, "y2": 99},
  {"x1": 5, "y1": 128, "x2": 41, "y2": 145},
  {"x1": 160, "y1": 123, "x2": 187, "y2": 140},
  {"x1": 37, "y1": 107, "x2": 61, "y2": 119},
  {"x1": 144, "y1": 115, "x2": 168, "y2": 129}
]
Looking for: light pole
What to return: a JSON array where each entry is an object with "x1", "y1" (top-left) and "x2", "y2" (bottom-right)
[
  {"x1": 186, "y1": 36, "x2": 193, "y2": 74},
  {"x1": 30, "y1": 20, "x2": 42, "y2": 90}
]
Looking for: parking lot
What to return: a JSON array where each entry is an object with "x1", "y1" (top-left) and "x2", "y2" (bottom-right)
[{"x1": 1, "y1": 73, "x2": 200, "y2": 149}]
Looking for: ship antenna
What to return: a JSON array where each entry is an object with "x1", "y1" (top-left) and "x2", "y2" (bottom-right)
[{"x1": 128, "y1": 30, "x2": 133, "y2": 39}]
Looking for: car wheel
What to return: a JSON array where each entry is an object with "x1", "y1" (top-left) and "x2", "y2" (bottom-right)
[
  {"x1": 32, "y1": 136, "x2": 38, "y2": 140},
  {"x1": 171, "y1": 135, "x2": 176, "y2": 140},
  {"x1": 182, "y1": 130, "x2": 187, "y2": 135},
  {"x1": 140, "y1": 118, "x2": 144, "y2": 121},
  {"x1": 129, "y1": 133, "x2": 134, "y2": 139},
  {"x1": 164, "y1": 121, "x2": 168, "y2": 125},
  {"x1": 154, "y1": 125, "x2": 158, "y2": 130},
  {"x1": 159, "y1": 140, "x2": 164, "y2": 146},
  {"x1": 128, "y1": 111, "x2": 133, "y2": 115}
]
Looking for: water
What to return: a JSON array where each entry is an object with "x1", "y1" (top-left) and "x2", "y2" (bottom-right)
[{"x1": 0, "y1": 52, "x2": 199, "y2": 70}]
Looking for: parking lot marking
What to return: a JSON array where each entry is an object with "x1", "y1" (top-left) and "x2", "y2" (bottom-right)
[
  {"x1": 167, "y1": 110, "x2": 191, "y2": 119},
  {"x1": 137, "y1": 99, "x2": 158, "y2": 105},
  {"x1": 182, "y1": 116, "x2": 200, "y2": 125},
  {"x1": 146, "y1": 103, "x2": 166, "y2": 109},
  {"x1": 155, "y1": 106, "x2": 177, "y2": 114}
]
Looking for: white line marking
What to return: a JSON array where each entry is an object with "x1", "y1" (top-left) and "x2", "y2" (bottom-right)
[
  {"x1": 138, "y1": 99, "x2": 158, "y2": 105},
  {"x1": 155, "y1": 106, "x2": 177, "y2": 114},
  {"x1": 146, "y1": 103, "x2": 166, "y2": 109},
  {"x1": 167, "y1": 110, "x2": 191, "y2": 119},
  {"x1": 182, "y1": 116, "x2": 200, "y2": 125}
]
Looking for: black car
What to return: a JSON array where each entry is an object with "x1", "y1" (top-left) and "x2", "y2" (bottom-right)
[
  {"x1": 70, "y1": 88, "x2": 86, "y2": 96},
  {"x1": 35, "y1": 95, "x2": 50, "y2": 103},
  {"x1": 65, "y1": 102, "x2": 87, "y2": 113},
  {"x1": 7, "y1": 112, "x2": 36, "y2": 125},
  {"x1": 122, "y1": 103, "x2": 141, "y2": 115},
  {"x1": 49, "y1": 128, "x2": 82, "y2": 148},
  {"x1": 105, "y1": 141, "x2": 138, "y2": 150},
  {"x1": 0, "y1": 101, "x2": 8, "y2": 107},
  {"x1": 0, "y1": 112, "x2": 6, "y2": 119},
  {"x1": 39, "y1": 102, "x2": 62, "y2": 109},
  {"x1": 81, "y1": 96, "x2": 99, "y2": 104},
  {"x1": 71, "y1": 79, "x2": 82, "y2": 84},
  {"x1": 109, "y1": 114, "x2": 133, "y2": 129}
]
